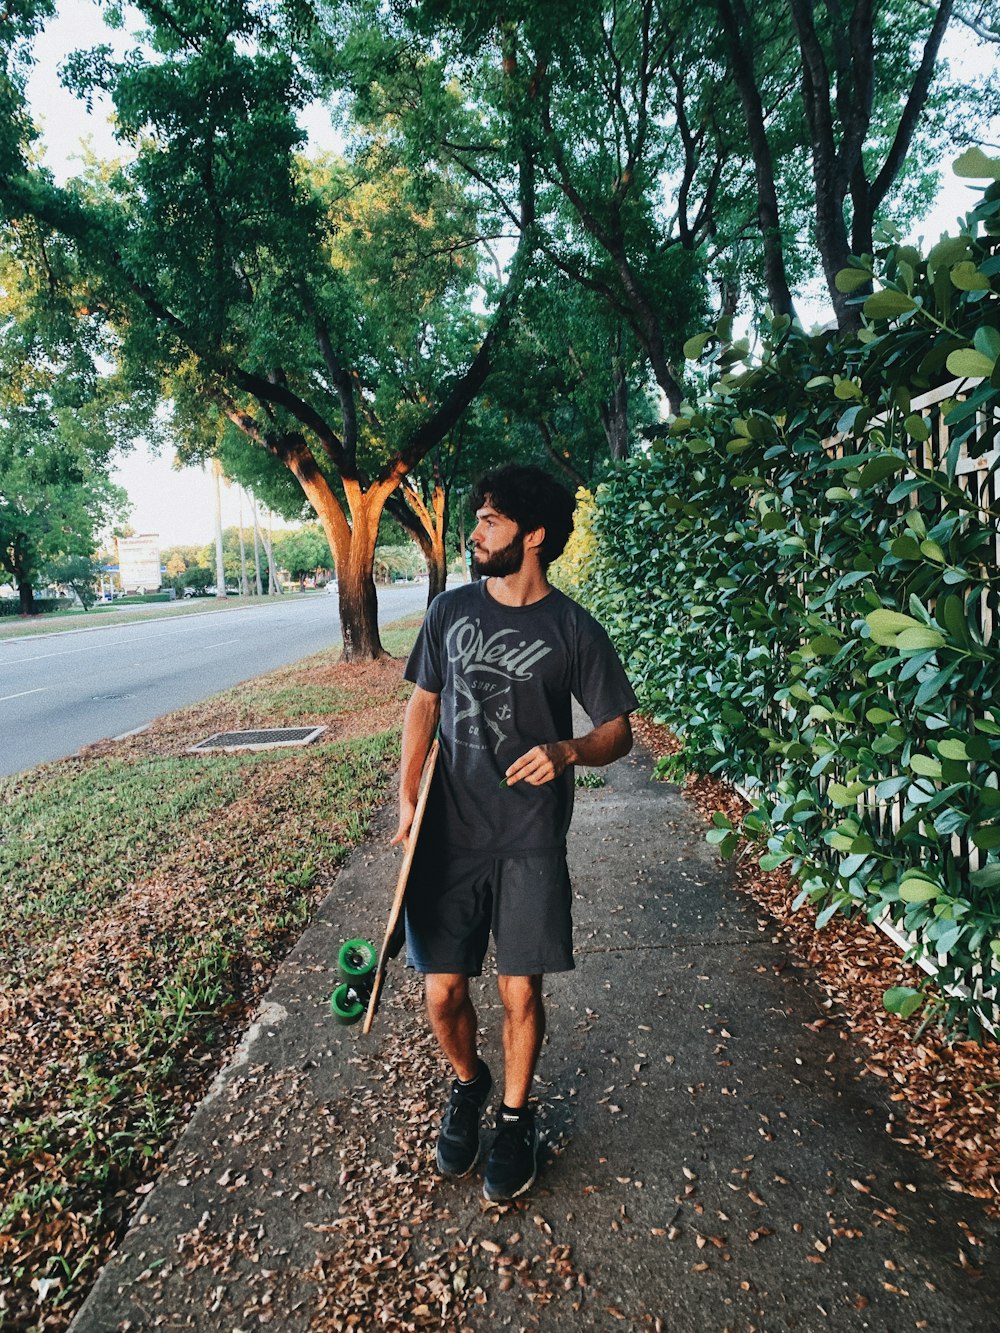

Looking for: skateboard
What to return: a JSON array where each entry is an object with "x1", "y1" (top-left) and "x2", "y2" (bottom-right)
[{"x1": 329, "y1": 739, "x2": 439, "y2": 1033}]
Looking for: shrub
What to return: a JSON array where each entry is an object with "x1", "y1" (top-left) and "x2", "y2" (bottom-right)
[
  {"x1": 550, "y1": 488, "x2": 598, "y2": 600},
  {"x1": 584, "y1": 153, "x2": 1000, "y2": 1036}
]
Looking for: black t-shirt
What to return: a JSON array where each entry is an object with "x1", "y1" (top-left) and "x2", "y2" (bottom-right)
[{"x1": 404, "y1": 580, "x2": 638, "y2": 854}]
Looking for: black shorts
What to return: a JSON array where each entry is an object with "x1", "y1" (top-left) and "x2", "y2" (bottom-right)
[{"x1": 405, "y1": 845, "x2": 575, "y2": 977}]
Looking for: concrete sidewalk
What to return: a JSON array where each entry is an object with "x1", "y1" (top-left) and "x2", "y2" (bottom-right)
[{"x1": 73, "y1": 745, "x2": 999, "y2": 1332}]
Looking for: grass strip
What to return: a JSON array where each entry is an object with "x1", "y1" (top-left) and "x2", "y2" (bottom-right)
[
  {"x1": 0, "y1": 613, "x2": 423, "y2": 1330},
  {"x1": 0, "y1": 591, "x2": 324, "y2": 640}
]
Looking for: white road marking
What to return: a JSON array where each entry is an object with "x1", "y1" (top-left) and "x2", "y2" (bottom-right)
[
  {"x1": 0, "y1": 687, "x2": 48, "y2": 702},
  {"x1": 6, "y1": 629, "x2": 192, "y2": 665}
]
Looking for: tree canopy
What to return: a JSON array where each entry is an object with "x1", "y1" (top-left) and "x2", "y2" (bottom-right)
[
  {"x1": 0, "y1": 221, "x2": 137, "y2": 611},
  {"x1": 1, "y1": 0, "x2": 996, "y2": 640}
]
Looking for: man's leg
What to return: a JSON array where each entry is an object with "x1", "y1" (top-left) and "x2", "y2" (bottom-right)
[
  {"x1": 425, "y1": 973, "x2": 493, "y2": 1177},
  {"x1": 497, "y1": 973, "x2": 545, "y2": 1107},
  {"x1": 425, "y1": 972, "x2": 480, "y2": 1081},
  {"x1": 483, "y1": 973, "x2": 543, "y2": 1202}
]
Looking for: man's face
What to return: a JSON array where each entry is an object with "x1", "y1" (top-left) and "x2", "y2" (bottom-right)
[{"x1": 470, "y1": 503, "x2": 525, "y2": 577}]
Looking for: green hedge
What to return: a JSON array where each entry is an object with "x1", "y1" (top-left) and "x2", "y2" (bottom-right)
[
  {"x1": 0, "y1": 598, "x2": 66, "y2": 617},
  {"x1": 584, "y1": 154, "x2": 1000, "y2": 1036}
]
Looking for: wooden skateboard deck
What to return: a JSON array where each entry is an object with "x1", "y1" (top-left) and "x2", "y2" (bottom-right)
[{"x1": 361, "y1": 738, "x2": 439, "y2": 1033}]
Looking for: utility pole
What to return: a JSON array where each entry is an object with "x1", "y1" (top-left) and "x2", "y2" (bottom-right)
[
  {"x1": 265, "y1": 509, "x2": 281, "y2": 594},
  {"x1": 212, "y1": 459, "x2": 226, "y2": 598},
  {"x1": 250, "y1": 493, "x2": 264, "y2": 596},
  {"x1": 237, "y1": 489, "x2": 250, "y2": 596}
]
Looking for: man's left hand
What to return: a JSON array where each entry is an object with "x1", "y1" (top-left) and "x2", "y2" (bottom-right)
[{"x1": 503, "y1": 741, "x2": 572, "y2": 787}]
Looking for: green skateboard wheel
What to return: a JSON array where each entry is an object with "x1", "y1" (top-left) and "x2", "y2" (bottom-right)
[
  {"x1": 330, "y1": 982, "x2": 365, "y2": 1025},
  {"x1": 338, "y1": 937, "x2": 376, "y2": 982}
]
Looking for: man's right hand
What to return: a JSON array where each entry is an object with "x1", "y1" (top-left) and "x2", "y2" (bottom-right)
[{"x1": 392, "y1": 802, "x2": 416, "y2": 848}]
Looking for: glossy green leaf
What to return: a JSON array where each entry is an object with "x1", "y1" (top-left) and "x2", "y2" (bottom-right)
[
  {"x1": 903, "y1": 413, "x2": 930, "y2": 441},
  {"x1": 866, "y1": 609, "x2": 922, "y2": 643},
  {"x1": 863, "y1": 289, "x2": 917, "y2": 319},
  {"x1": 938, "y1": 739, "x2": 970, "y2": 761},
  {"x1": 946, "y1": 347, "x2": 996, "y2": 378},
  {"x1": 918, "y1": 540, "x2": 946, "y2": 564},
  {"x1": 909, "y1": 753, "x2": 943, "y2": 778},
  {"x1": 835, "y1": 266, "x2": 873, "y2": 293},
  {"x1": 895, "y1": 626, "x2": 944, "y2": 650},
  {"x1": 953, "y1": 146, "x2": 1000, "y2": 180},
  {"x1": 898, "y1": 879, "x2": 939, "y2": 903},
  {"x1": 974, "y1": 326, "x2": 1000, "y2": 361},
  {"x1": 949, "y1": 261, "x2": 991, "y2": 292},
  {"x1": 890, "y1": 535, "x2": 921, "y2": 560},
  {"x1": 858, "y1": 454, "x2": 905, "y2": 487},
  {"x1": 883, "y1": 986, "x2": 924, "y2": 1017},
  {"x1": 684, "y1": 332, "x2": 712, "y2": 360}
]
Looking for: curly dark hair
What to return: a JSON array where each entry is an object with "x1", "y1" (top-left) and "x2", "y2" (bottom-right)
[{"x1": 471, "y1": 465, "x2": 577, "y2": 569}]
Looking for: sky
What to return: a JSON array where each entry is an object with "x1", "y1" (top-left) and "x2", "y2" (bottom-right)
[{"x1": 21, "y1": 1, "x2": 998, "y2": 546}]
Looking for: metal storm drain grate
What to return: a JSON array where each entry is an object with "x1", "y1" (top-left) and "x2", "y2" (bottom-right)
[{"x1": 187, "y1": 726, "x2": 328, "y2": 754}]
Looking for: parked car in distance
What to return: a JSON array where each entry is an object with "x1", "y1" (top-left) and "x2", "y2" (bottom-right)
[{"x1": 325, "y1": 579, "x2": 339, "y2": 594}]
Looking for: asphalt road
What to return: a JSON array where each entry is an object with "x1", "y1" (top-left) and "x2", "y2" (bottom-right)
[{"x1": 0, "y1": 586, "x2": 429, "y2": 779}]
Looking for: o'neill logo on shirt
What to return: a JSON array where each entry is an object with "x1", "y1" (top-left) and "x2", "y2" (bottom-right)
[
  {"x1": 445, "y1": 616, "x2": 552, "y2": 680},
  {"x1": 445, "y1": 616, "x2": 553, "y2": 753}
]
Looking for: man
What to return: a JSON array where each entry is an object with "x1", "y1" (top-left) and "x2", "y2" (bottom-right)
[{"x1": 394, "y1": 464, "x2": 637, "y2": 1202}]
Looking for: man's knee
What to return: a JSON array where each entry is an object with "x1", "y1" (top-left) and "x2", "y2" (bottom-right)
[
  {"x1": 425, "y1": 972, "x2": 470, "y2": 1020},
  {"x1": 498, "y1": 974, "x2": 543, "y2": 1019}
]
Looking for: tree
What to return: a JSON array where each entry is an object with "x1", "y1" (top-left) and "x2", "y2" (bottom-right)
[
  {"x1": 338, "y1": 1, "x2": 720, "y2": 411},
  {"x1": 0, "y1": 424, "x2": 129, "y2": 613},
  {"x1": 716, "y1": 0, "x2": 976, "y2": 328},
  {"x1": 346, "y1": 0, "x2": 983, "y2": 362},
  {"x1": 43, "y1": 552, "x2": 103, "y2": 608},
  {"x1": 0, "y1": 0, "x2": 535, "y2": 658},
  {"x1": 271, "y1": 523, "x2": 332, "y2": 582},
  {"x1": 0, "y1": 225, "x2": 137, "y2": 613}
]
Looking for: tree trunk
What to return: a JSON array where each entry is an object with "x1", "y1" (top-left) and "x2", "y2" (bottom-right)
[
  {"x1": 17, "y1": 577, "x2": 36, "y2": 616},
  {"x1": 607, "y1": 241, "x2": 685, "y2": 412},
  {"x1": 5, "y1": 541, "x2": 37, "y2": 615},
  {"x1": 426, "y1": 529, "x2": 447, "y2": 604},
  {"x1": 338, "y1": 484, "x2": 388, "y2": 659},
  {"x1": 605, "y1": 353, "x2": 630, "y2": 461},
  {"x1": 816, "y1": 184, "x2": 858, "y2": 332},
  {"x1": 339, "y1": 530, "x2": 384, "y2": 658},
  {"x1": 250, "y1": 494, "x2": 264, "y2": 595},
  {"x1": 717, "y1": 0, "x2": 798, "y2": 320},
  {"x1": 385, "y1": 479, "x2": 449, "y2": 609}
]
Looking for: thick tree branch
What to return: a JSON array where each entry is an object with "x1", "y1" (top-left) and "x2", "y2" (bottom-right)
[{"x1": 870, "y1": 0, "x2": 955, "y2": 210}]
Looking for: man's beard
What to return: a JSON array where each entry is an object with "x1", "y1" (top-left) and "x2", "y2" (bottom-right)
[{"x1": 472, "y1": 530, "x2": 524, "y2": 577}]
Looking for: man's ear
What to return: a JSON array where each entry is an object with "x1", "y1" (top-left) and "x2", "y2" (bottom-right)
[{"x1": 523, "y1": 526, "x2": 546, "y2": 557}]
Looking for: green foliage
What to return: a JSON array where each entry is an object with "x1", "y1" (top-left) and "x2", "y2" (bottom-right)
[
  {"x1": 0, "y1": 230, "x2": 138, "y2": 609},
  {"x1": 549, "y1": 487, "x2": 598, "y2": 599},
  {"x1": 375, "y1": 543, "x2": 423, "y2": 579},
  {"x1": 271, "y1": 523, "x2": 333, "y2": 579},
  {"x1": 583, "y1": 158, "x2": 1000, "y2": 1037},
  {"x1": 41, "y1": 553, "x2": 103, "y2": 607},
  {"x1": 0, "y1": 596, "x2": 64, "y2": 617}
]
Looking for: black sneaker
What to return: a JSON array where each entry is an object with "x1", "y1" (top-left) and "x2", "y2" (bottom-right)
[
  {"x1": 483, "y1": 1106, "x2": 538, "y2": 1202},
  {"x1": 435, "y1": 1061, "x2": 493, "y2": 1177}
]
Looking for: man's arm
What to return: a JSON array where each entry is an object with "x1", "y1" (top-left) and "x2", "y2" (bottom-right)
[
  {"x1": 392, "y1": 684, "x2": 441, "y2": 845},
  {"x1": 503, "y1": 714, "x2": 633, "y2": 787}
]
